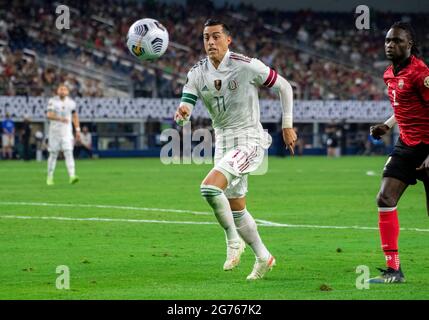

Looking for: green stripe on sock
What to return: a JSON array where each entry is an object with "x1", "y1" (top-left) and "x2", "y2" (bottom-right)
[
  {"x1": 201, "y1": 191, "x2": 221, "y2": 196},
  {"x1": 200, "y1": 188, "x2": 221, "y2": 192},
  {"x1": 232, "y1": 210, "x2": 245, "y2": 219},
  {"x1": 201, "y1": 192, "x2": 221, "y2": 196}
]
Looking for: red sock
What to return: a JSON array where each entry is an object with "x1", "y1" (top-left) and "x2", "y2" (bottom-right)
[{"x1": 378, "y1": 207, "x2": 400, "y2": 270}]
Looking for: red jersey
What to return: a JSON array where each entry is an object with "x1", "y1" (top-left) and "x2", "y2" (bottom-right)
[{"x1": 384, "y1": 55, "x2": 429, "y2": 146}]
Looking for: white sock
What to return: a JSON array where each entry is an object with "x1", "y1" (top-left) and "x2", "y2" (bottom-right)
[
  {"x1": 232, "y1": 208, "x2": 270, "y2": 260},
  {"x1": 47, "y1": 151, "x2": 58, "y2": 178},
  {"x1": 64, "y1": 150, "x2": 75, "y2": 177},
  {"x1": 200, "y1": 184, "x2": 240, "y2": 243}
]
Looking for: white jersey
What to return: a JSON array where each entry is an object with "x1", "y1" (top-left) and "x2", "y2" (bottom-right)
[
  {"x1": 47, "y1": 96, "x2": 76, "y2": 138},
  {"x1": 182, "y1": 50, "x2": 277, "y2": 150}
]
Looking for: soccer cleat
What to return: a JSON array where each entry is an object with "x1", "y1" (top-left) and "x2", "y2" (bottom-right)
[
  {"x1": 46, "y1": 177, "x2": 54, "y2": 186},
  {"x1": 69, "y1": 175, "x2": 79, "y2": 184},
  {"x1": 367, "y1": 267, "x2": 405, "y2": 284},
  {"x1": 223, "y1": 238, "x2": 246, "y2": 271},
  {"x1": 246, "y1": 255, "x2": 276, "y2": 280}
]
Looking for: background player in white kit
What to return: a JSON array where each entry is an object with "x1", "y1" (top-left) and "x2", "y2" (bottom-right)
[
  {"x1": 46, "y1": 84, "x2": 81, "y2": 185},
  {"x1": 174, "y1": 19, "x2": 296, "y2": 280}
]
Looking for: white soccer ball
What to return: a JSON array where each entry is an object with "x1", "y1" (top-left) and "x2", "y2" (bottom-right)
[{"x1": 126, "y1": 18, "x2": 169, "y2": 61}]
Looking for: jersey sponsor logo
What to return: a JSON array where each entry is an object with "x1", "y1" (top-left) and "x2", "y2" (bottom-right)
[
  {"x1": 228, "y1": 79, "x2": 238, "y2": 91},
  {"x1": 398, "y1": 79, "x2": 404, "y2": 89},
  {"x1": 424, "y1": 76, "x2": 429, "y2": 88},
  {"x1": 214, "y1": 79, "x2": 222, "y2": 91}
]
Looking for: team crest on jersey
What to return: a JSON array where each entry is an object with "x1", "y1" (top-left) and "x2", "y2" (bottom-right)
[
  {"x1": 214, "y1": 80, "x2": 222, "y2": 91},
  {"x1": 424, "y1": 76, "x2": 429, "y2": 88},
  {"x1": 398, "y1": 79, "x2": 404, "y2": 89},
  {"x1": 228, "y1": 79, "x2": 238, "y2": 91}
]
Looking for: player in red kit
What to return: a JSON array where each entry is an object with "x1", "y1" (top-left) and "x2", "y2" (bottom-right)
[{"x1": 369, "y1": 22, "x2": 429, "y2": 283}]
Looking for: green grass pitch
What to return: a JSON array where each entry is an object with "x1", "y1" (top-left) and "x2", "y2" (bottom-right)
[{"x1": 0, "y1": 156, "x2": 428, "y2": 299}]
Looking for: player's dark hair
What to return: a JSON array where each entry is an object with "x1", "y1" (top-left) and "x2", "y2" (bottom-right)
[
  {"x1": 391, "y1": 21, "x2": 420, "y2": 56},
  {"x1": 204, "y1": 19, "x2": 231, "y2": 36}
]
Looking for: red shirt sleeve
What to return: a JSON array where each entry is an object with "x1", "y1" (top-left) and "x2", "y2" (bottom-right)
[{"x1": 415, "y1": 71, "x2": 429, "y2": 104}]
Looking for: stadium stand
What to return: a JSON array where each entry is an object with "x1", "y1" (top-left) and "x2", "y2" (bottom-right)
[
  {"x1": 1, "y1": 0, "x2": 426, "y2": 158},
  {"x1": 1, "y1": 0, "x2": 427, "y2": 99}
]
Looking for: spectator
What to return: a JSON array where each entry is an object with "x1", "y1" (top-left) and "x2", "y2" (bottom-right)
[
  {"x1": 21, "y1": 116, "x2": 31, "y2": 160},
  {"x1": 366, "y1": 134, "x2": 386, "y2": 155},
  {"x1": 2, "y1": 112, "x2": 15, "y2": 159},
  {"x1": 0, "y1": 1, "x2": 427, "y2": 100},
  {"x1": 35, "y1": 130, "x2": 44, "y2": 161},
  {"x1": 74, "y1": 125, "x2": 93, "y2": 159},
  {"x1": 325, "y1": 125, "x2": 340, "y2": 157}
]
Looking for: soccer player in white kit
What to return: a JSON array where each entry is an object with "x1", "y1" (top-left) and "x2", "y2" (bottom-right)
[
  {"x1": 174, "y1": 20, "x2": 296, "y2": 280},
  {"x1": 46, "y1": 84, "x2": 81, "y2": 185}
]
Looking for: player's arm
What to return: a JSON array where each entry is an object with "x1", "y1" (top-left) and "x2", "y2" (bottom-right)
[
  {"x1": 414, "y1": 71, "x2": 429, "y2": 180},
  {"x1": 174, "y1": 104, "x2": 192, "y2": 125},
  {"x1": 46, "y1": 111, "x2": 68, "y2": 123},
  {"x1": 174, "y1": 71, "x2": 198, "y2": 126},
  {"x1": 370, "y1": 114, "x2": 396, "y2": 139},
  {"x1": 250, "y1": 58, "x2": 296, "y2": 154},
  {"x1": 84, "y1": 133, "x2": 92, "y2": 149},
  {"x1": 415, "y1": 71, "x2": 429, "y2": 106},
  {"x1": 270, "y1": 74, "x2": 297, "y2": 155},
  {"x1": 46, "y1": 99, "x2": 68, "y2": 123},
  {"x1": 72, "y1": 111, "x2": 81, "y2": 141}
]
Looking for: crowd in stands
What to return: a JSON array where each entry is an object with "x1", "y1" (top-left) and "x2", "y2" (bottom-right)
[
  {"x1": 0, "y1": 0, "x2": 427, "y2": 100},
  {"x1": 0, "y1": 47, "x2": 104, "y2": 96}
]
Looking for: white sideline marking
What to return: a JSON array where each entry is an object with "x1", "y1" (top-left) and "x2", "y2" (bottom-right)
[
  {"x1": 254, "y1": 219, "x2": 429, "y2": 232},
  {"x1": 0, "y1": 201, "x2": 428, "y2": 232},
  {"x1": 0, "y1": 215, "x2": 216, "y2": 225},
  {"x1": 366, "y1": 170, "x2": 376, "y2": 176},
  {"x1": 0, "y1": 201, "x2": 211, "y2": 216},
  {"x1": 0, "y1": 214, "x2": 428, "y2": 233}
]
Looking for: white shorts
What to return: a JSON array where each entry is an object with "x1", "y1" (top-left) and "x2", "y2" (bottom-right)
[
  {"x1": 48, "y1": 135, "x2": 74, "y2": 152},
  {"x1": 2, "y1": 134, "x2": 15, "y2": 147},
  {"x1": 214, "y1": 144, "x2": 266, "y2": 199}
]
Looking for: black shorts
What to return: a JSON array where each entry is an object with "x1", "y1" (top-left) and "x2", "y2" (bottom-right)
[{"x1": 383, "y1": 138, "x2": 429, "y2": 185}]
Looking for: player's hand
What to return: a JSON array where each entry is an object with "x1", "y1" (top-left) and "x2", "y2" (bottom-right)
[
  {"x1": 174, "y1": 105, "x2": 191, "y2": 125},
  {"x1": 75, "y1": 131, "x2": 81, "y2": 142},
  {"x1": 370, "y1": 124, "x2": 389, "y2": 140},
  {"x1": 416, "y1": 155, "x2": 429, "y2": 176},
  {"x1": 60, "y1": 117, "x2": 68, "y2": 123},
  {"x1": 282, "y1": 128, "x2": 297, "y2": 156}
]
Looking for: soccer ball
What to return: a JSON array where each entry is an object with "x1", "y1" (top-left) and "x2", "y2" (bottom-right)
[{"x1": 126, "y1": 18, "x2": 169, "y2": 61}]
